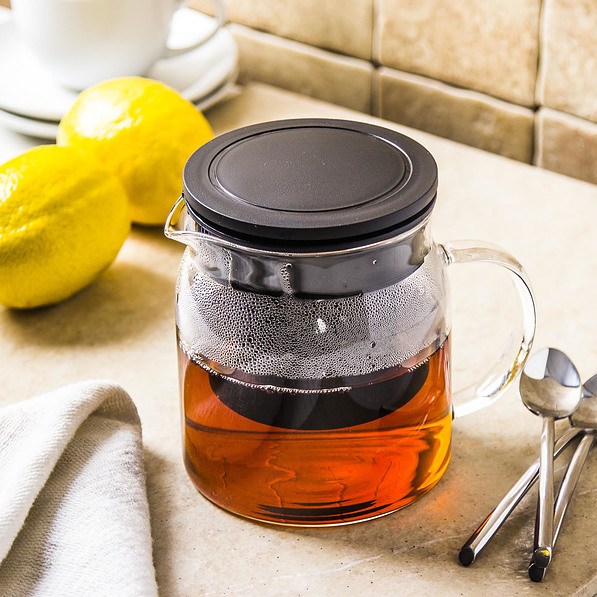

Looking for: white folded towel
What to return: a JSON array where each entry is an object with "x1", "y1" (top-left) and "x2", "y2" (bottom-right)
[{"x1": 0, "y1": 381, "x2": 158, "y2": 597}]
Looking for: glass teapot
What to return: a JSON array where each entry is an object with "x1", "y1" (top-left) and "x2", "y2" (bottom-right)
[{"x1": 165, "y1": 119, "x2": 536, "y2": 526}]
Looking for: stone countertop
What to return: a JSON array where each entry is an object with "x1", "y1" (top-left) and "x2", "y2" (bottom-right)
[{"x1": 1, "y1": 83, "x2": 596, "y2": 596}]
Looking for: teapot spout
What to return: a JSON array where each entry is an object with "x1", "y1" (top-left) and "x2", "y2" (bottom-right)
[{"x1": 164, "y1": 196, "x2": 200, "y2": 248}]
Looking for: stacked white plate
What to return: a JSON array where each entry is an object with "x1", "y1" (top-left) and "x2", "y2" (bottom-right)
[{"x1": 0, "y1": 8, "x2": 238, "y2": 140}]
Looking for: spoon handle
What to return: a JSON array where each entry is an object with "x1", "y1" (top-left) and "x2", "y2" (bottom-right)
[
  {"x1": 528, "y1": 431, "x2": 595, "y2": 581},
  {"x1": 458, "y1": 426, "x2": 581, "y2": 566},
  {"x1": 533, "y1": 416, "x2": 556, "y2": 568},
  {"x1": 554, "y1": 431, "x2": 594, "y2": 539}
]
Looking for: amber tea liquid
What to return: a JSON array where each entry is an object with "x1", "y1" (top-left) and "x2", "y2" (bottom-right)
[{"x1": 180, "y1": 339, "x2": 451, "y2": 526}]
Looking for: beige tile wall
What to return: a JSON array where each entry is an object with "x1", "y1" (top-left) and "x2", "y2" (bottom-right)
[
  {"x1": 376, "y1": 0, "x2": 540, "y2": 107},
  {"x1": 192, "y1": 0, "x2": 373, "y2": 60},
  {"x1": 536, "y1": 108, "x2": 597, "y2": 185},
  {"x1": 537, "y1": 0, "x2": 597, "y2": 124},
  {"x1": 376, "y1": 69, "x2": 534, "y2": 163},
  {"x1": 190, "y1": 0, "x2": 596, "y2": 185},
  {"x1": 232, "y1": 25, "x2": 373, "y2": 114}
]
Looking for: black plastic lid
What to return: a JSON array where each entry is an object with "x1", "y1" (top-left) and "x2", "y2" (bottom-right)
[{"x1": 182, "y1": 119, "x2": 438, "y2": 249}]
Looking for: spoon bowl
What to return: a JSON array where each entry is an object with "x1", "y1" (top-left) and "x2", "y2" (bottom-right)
[
  {"x1": 520, "y1": 348, "x2": 582, "y2": 418},
  {"x1": 570, "y1": 374, "x2": 597, "y2": 430}
]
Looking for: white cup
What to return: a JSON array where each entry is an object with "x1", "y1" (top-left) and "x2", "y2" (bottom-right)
[{"x1": 11, "y1": 0, "x2": 225, "y2": 90}]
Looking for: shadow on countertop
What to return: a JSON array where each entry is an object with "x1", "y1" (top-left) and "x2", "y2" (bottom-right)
[{"x1": 1, "y1": 260, "x2": 174, "y2": 347}]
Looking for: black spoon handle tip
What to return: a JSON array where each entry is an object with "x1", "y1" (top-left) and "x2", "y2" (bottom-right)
[
  {"x1": 458, "y1": 547, "x2": 475, "y2": 567},
  {"x1": 528, "y1": 562, "x2": 546, "y2": 582}
]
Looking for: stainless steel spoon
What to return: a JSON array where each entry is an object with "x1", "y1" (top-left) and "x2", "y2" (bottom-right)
[
  {"x1": 520, "y1": 348, "x2": 582, "y2": 568},
  {"x1": 458, "y1": 426, "x2": 582, "y2": 566},
  {"x1": 529, "y1": 373, "x2": 597, "y2": 581}
]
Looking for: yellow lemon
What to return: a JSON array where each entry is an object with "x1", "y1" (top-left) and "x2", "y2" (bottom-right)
[
  {"x1": 57, "y1": 77, "x2": 214, "y2": 226},
  {"x1": 0, "y1": 145, "x2": 130, "y2": 309}
]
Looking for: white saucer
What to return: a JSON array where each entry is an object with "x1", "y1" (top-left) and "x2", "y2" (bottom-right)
[
  {"x1": 0, "y1": 8, "x2": 238, "y2": 122},
  {"x1": 0, "y1": 110, "x2": 59, "y2": 140},
  {"x1": 0, "y1": 74, "x2": 238, "y2": 141}
]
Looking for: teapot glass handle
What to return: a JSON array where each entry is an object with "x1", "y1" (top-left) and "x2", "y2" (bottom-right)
[{"x1": 439, "y1": 240, "x2": 537, "y2": 418}]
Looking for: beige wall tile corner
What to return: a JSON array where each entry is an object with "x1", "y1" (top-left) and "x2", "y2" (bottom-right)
[
  {"x1": 231, "y1": 25, "x2": 373, "y2": 114},
  {"x1": 190, "y1": 0, "x2": 373, "y2": 61},
  {"x1": 537, "y1": 0, "x2": 597, "y2": 124},
  {"x1": 376, "y1": 0, "x2": 540, "y2": 107},
  {"x1": 377, "y1": 68, "x2": 534, "y2": 163},
  {"x1": 535, "y1": 108, "x2": 597, "y2": 185}
]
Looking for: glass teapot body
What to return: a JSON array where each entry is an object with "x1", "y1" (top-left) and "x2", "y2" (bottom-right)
[{"x1": 174, "y1": 217, "x2": 452, "y2": 524}]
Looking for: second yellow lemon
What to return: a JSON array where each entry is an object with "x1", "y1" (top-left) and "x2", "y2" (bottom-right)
[{"x1": 58, "y1": 77, "x2": 214, "y2": 226}]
